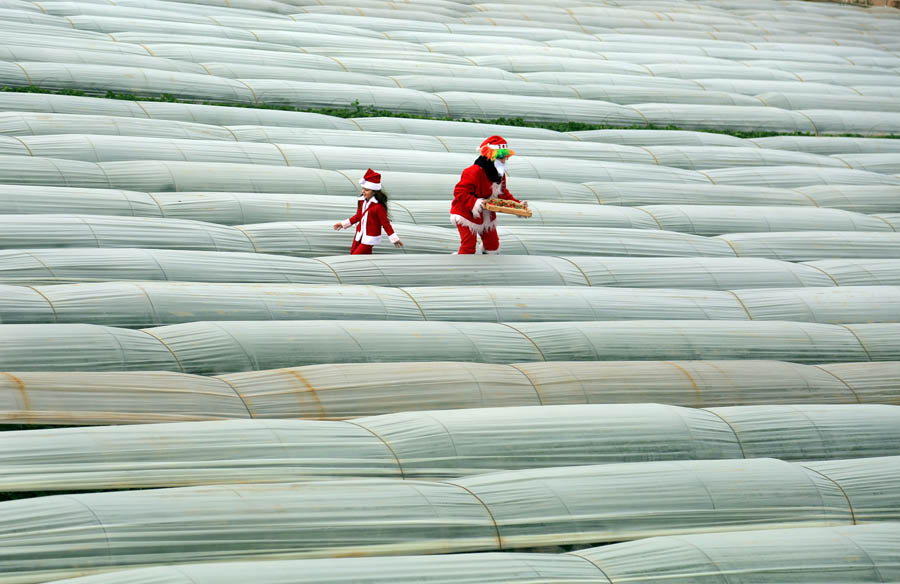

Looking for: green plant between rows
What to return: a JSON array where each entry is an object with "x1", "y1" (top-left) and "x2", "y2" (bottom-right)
[{"x1": 3, "y1": 86, "x2": 898, "y2": 140}]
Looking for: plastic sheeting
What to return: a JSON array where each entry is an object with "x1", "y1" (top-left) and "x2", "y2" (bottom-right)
[
  {"x1": 638, "y1": 205, "x2": 892, "y2": 235},
  {"x1": 3, "y1": 360, "x2": 898, "y2": 426},
  {"x1": 0, "y1": 217, "x2": 768, "y2": 258},
  {"x1": 8, "y1": 251, "x2": 878, "y2": 288},
  {"x1": 3, "y1": 321, "x2": 898, "y2": 374},
  {"x1": 1, "y1": 404, "x2": 898, "y2": 492},
  {"x1": 0, "y1": 249, "x2": 341, "y2": 285},
  {"x1": 0, "y1": 457, "x2": 896, "y2": 582},
  {"x1": 32, "y1": 524, "x2": 900, "y2": 584},
  {"x1": 573, "y1": 523, "x2": 900, "y2": 584},
  {"x1": 804, "y1": 259, "x2": 900, "y2": 286},
  {"x1": 318, "y1": 256, "x2": 838, "y2": 289},
  {"x1": 717, "y1": 232, "x2": 900, "y2": 261},
  {"x1": 2, "y1": 283, "x2": 899, "y2": 327}
]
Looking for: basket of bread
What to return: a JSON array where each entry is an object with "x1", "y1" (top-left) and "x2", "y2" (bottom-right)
[{"x1": 483, "y1": 198, "x2": 532, "y2": 217}]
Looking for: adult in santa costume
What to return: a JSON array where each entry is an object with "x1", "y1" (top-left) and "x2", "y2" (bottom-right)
[
  {"x1": 451, "y1": 135, "x2": 527, "y2": 254},
  {"x1": 333, "y1": 168, "x2": 403, "y2": 255}
]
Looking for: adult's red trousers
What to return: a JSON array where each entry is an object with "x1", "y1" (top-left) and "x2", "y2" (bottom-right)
[{"x1": 456, "y1": 225, "x2": 499, "y2": 254}]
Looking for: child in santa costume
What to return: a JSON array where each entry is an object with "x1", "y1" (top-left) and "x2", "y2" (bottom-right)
[
  {"x1": 333, "y1": 168, "x2": 403, "y2": 255},
  {"x1": 451, "y1": 135, "x2": 528, "y2": 254}
]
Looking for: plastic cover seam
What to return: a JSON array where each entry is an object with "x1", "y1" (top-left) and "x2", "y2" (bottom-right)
[
  {"x1": 496, "y1": 322, "x2": 547, "y2": 362},
  {"x1": 810, "y1": 365, "x2": 863, "y2": 403},
  {"x1": 20, "y1": 251, "x2": 59, "y2": 282},
  {"x1": 701, "y1": 409, "x2": 748, "y2": 459},
  {"x1": 801, "y1": 262, "x2": 840, "y2": 286},
  {"x1": 138, "y1": 328, "x2": 186, "y2": 373},
  {"x1": 506, "y1": 363, "x2": 546, "y2": 405},
  {"x1": 59, "y1": 496, "x2": 113, "y2": 563},
  {"x1": 633, "y1": 207, "x2": 665, "y2": 230},
  {"x1": 24, "y1": 285, "x2": 59, "y2": 323},
  {"x1": 724, "y1": 290, "x2": 754, "y2": 320},
  {"x1": 796, "y1": 464, "x2": 858, "y2": 525},
  {"x1": 309, "y1": 258, "x2": 343, "y2": 284},
  {"x1": 343, "y1": 420, "x2": 406, "y2": 479},
  {"x1": 837, "y1": 324, "x2": 874, "y2": 362},
  {"x1": 208, "y1": 375, "x2": 255, "y2": 419},
  {"x1": 565, "y1": 551, "x2": 617, "y2": 584},
  {"x1": 550, "y1": 256, "x2": 592, "y2": 286},
  {"x1": 440, "y1": 480, "x2": 503, "y2": 549},
  {"x1": 130, "y1": 282, "x2": 163, "y2": 326},
  {"x1": 396, "y1": 287, "x2": 428, "y2": 320}
]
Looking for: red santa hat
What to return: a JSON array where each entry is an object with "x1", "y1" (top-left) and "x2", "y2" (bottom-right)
[
  {"x1": 359, "y1": 168, "x2": 382, "y2": 190},
  {"x1": 479, "y1": 135, "x2": 515, "y2": 160}
]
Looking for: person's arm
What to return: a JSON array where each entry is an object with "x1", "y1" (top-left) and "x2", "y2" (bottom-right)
[
  {"x1": 378, "y1": 206, "x2": 403, "y2": 247},
  {"x1": 333, "y1": 206, "x2": 363, "y2": 230},
  {"x1": 498, "y1": 177, "x2": 522, "y2": 203},
  {"x1": 454, "y1": 167, "x2": 485, "y2": 216}
]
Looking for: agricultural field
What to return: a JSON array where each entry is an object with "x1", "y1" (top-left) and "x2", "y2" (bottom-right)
[{"x1": 0, "y1": 0, "x2": 899, "y2": 582}]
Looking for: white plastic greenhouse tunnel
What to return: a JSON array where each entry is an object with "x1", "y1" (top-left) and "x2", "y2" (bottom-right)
[
  {"x1": 34, "y1": 524, "x2": 900, "y2": 584},
  {"x1": 1, "y1": 361, "x2": 899, "y2": 425},
  {"x1": 1, "y1": 456, "x2": 898, "y2": 583},
  {"x1": 0, "y1": 404, "x2": 898, "y2": 491},
  {"x1": 2, "y1": 0, "x2": 900, "y2": 582}
]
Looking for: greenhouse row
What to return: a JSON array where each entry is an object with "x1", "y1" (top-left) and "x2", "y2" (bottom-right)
[
  {"x1": 3, "y1": 216, "x2": 900, "y2": 259},
  {"x1": 2, "y1": 320, "x2": 899, "y2": 374},
  {"x1": 36, "y1": 524, "x2": 900, "y2": 584},
  {"x1": 2, "y1": 153, "x2": 900, "y2": 193},
  {"x1": 0, "y1": 133, "x2": 880, "y2": 171},
  {"x1": 2, "y1": 282, "x2": 899, "y2": 326},
  {"x1": 2, "y1": 360, "x2": 898, "y2": 425},
  {"x1": 4, "y1": 108, "x2": 900, "y2": 158},
  {"x1": 5, "y1": 184, "x2": 900, "y2": 219},
  {"x1": 1, "y1": 0, "x2": 899, "y2": 581},
  {"x1": 5, "y1": 190, "x2": 900, "y2": 234},
  {"x1": 0, "y1": 456, "x2": 897, "y2": 583},
  {"x1": 3, "y1": 111, "x2": 900, "y2": 156},
  {"x1": 1, "y1": 404, "x2": 898, "y2": 491},
  {"x1": 1, "y1": 250, "x2": 897, "y2": 288},
  {"x1": 1, "y1": 66, "x2": 899, "y2": 133}
]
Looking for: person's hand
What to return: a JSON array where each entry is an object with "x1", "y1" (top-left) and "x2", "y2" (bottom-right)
[
  {"x1": 394, "y1": 240, "x2": 404, "y2": 248},
  {"x1": 333, "y1": 222, "x2": 343, "y2": 230},
  {"x1": 473, "y1": 197, "x2": 485, "y2": 218}
]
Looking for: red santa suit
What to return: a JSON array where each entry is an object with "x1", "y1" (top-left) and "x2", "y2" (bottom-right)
[
  {"x1": 451, "y1": 135, "x2": 521, "y2": 254},
  {"x1": 341, "y1": 196, "x2": 399, "y2": 255}
]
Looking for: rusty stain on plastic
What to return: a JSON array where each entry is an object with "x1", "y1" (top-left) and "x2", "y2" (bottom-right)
[
  {"x1": 1, "y1": 372, "x2": 31, "y2": 411},
  {"x1": 665, "y1": 362, "x2": 704, "y2": 405},
  {"x1": 282, "y1": 369, "x2": 328, "y2": 418}
]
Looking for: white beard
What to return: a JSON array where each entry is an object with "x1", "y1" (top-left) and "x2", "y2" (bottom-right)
[{"x1": 494, "y1": 160, "x2": 506, "y2": 176}]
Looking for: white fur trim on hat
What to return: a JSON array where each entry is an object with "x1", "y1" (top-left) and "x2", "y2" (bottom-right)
[
  {"x1": 486, "y1": 142, "x2": 508, "y2": 150},
  {"x1": 359, "y1": 179, "x2": 381, "y2": 190}
]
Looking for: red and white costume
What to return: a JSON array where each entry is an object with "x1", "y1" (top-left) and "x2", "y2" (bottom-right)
[
  {"x1": 337, "y1": 169, "x2": 399, "y2": 255},
  {"x1": 451, "y1": 136, "x2": 522, "y2": 254}
]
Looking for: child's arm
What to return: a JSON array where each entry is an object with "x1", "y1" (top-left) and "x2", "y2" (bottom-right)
[
  {"x1": 333, "y1": 209, "x2": 362, "y2": 230},
  {"x1": 378, "y1": 206, "x2": 403, "y2": 247}
]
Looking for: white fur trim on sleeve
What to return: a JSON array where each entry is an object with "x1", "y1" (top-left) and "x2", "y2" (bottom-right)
[
  {"x1": 388, "y1": 233, "x2": 400, "y2": 244},
  {"x1": 473, "y1": 197, "x2": 486, "y2": 218},
  {"x1": 341, "y1": 219, "x2": 352, "y2": 229}
]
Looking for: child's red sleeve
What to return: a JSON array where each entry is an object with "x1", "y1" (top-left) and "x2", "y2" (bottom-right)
[
  {"x1": 379, "y1": 206, "x2": 395, "y2": 236},
  {"x1": 379, "y1": 206, "x2": 401, "y2": 243}
]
